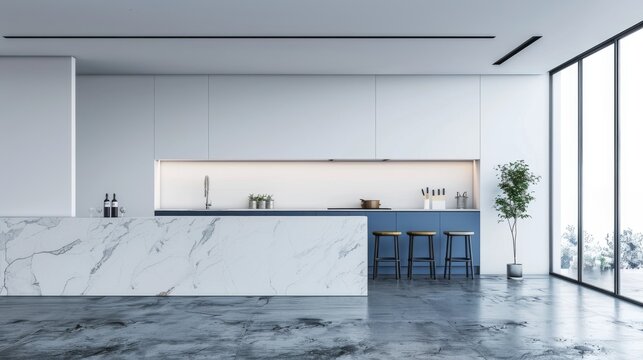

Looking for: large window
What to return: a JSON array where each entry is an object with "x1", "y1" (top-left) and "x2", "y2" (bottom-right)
[
  {"x1": 581, "y1": 45, "x2": 615, "y2": 291},
  {"x1": 552, "y1": 64, "x2": 578, "y2": 280},
  {"x1": 551, "y1": 25, "x2": 643, "y2": 305},
  {"x1": 619, "y1": 28, "x2": 643, "y2": 301}
]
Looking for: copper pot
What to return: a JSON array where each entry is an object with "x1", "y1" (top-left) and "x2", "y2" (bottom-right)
[{"x1": 360, "y1": 199, "x2": 381, "y2": 209}]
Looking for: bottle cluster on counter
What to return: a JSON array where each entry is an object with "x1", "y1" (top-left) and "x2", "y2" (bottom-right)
[{"x1": 103, "y1": 193, "x2": 119, "y2": 218}]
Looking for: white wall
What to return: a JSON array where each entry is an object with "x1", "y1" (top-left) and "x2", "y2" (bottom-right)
[
  {"x1": 76, "y1": 76, "x2": 154, "y2": 217},
  {"x1": 480, "y1": 75, "x2": 549, "y2": 275},
  {"x1": 0, "y1": 57, "x2": 76, "y2": 216},
  {"x1": 158, "y1": 161, "x2": 475, "y2": 210}
]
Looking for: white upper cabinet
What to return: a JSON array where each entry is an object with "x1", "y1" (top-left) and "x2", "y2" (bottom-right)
[
  {"x1": 375, "y1": 76, "x2": 481, "y2": 159},
  {"x1": 154, "y1": 76, "x2": 209, "y2": 159},
  {"x1": 209, "y1": 75, "x2": 376, "y2": 160}
]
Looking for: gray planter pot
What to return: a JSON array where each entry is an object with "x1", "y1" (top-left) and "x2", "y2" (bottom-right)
[
  {"x1": 507, "y1": 263, "x2": 523, "y2": 279},
  {"x1": 249, "y1": 200, "x2": 257, "y2": 209},
  {"x1": 257, "y1": 200, "x2": 266, "y2": 209}
]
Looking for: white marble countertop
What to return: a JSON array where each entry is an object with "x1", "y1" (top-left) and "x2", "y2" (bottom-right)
[{"x1": 0, "y1": 216, "x2": 367, "y2": 296}]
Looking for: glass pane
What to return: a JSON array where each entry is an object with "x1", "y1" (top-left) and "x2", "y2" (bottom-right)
[
  {"x1": 582, "y1": 45, "x2": 615, "y2": 291},
  {"x1": 552, "y1": 64, "x2": 579, "y2": 279},
  {"x1": 619, "y1": 28, "x2": 643, "y2": 301}
]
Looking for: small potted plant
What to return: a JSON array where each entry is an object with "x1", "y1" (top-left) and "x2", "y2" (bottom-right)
[
  {"x1": 265, "y1": 194, "x2": 274, "y2": 209},
  {"x1": 256, "y1": 194, "x2": 267, "y2": 209},
  {"x1": 248, "y1": 194, "x2": 257, "y2": 209},
  {"x1": 493, "y1": 160, "x2": 541, "y2": 279}
]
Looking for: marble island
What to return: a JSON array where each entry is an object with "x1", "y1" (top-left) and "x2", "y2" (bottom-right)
[{"x1": 0, "y1": 216, "x2": 367, "y2": 296}]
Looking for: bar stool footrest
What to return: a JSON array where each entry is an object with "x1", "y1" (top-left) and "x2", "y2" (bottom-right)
[{"x1": 446, "y1": 257, "x2": 472, "y2": 261}]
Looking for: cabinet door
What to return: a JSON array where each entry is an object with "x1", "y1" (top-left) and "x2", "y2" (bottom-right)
[
  {"x1": 154, "y1": 76, "x2": 209, "y2": 159},
  {"x1": 76, "y1": 76, "x2": 154, "y2": 217},
  {"x1": 376, "y1": 75, "x2": 480, "y2": 159},
  {"x1": 209, "y1": 75, "x2": 376, "y2": 160},
  {"x1": 396, "y1": 212, "x2": 441, "y2": 274},
  {"x1": 439, "y1": 212, "x2": 481, "y2": 270}
]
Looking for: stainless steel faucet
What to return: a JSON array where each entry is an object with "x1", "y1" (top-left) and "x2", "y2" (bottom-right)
[{"x1": 204, "y1": 175, "x2": 212, "y2": 209}]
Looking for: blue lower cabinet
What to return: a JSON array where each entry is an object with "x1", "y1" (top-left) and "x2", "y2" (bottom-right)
[
  {"x1": 396, "y1": 212, "x2": 441, "y2": 276},
  {"x1": 439, "y1": 212, "x2": 481, "y2": 274}
]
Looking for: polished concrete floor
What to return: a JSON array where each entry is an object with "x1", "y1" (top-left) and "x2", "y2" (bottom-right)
[{"x1": 0, "y1": 276, "x2": 642, "y2": 359}]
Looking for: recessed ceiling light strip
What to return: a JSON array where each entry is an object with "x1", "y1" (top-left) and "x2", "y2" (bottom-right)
[
  {"x1": 3, "y1": 35, "x2": 495, "y2": 40},
  {"x1": 493, "y1": 35, "x2": 542, "y2": 65}
]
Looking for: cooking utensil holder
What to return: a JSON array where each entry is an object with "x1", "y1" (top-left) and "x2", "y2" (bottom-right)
[
  {"x1": 456, "y1": 196, "x2": 468, "y2": 209},
  {"x1": 423, "y1": 198, "x2": 431, "y2": 209}
]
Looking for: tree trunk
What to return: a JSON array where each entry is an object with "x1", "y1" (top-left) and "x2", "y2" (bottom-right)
[{"x1": 508, "y1": 218, "x2": 518, "y2": 264}]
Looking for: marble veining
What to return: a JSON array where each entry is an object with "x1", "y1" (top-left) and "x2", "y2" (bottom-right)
[{"x1": 0, "y1": 216, "x2": 367, "y2": 296}]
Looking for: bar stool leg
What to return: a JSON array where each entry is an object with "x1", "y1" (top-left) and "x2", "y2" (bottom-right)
[
  {"x1": 429, "y1": 235, "x2": 435, "y2": 280},
  {"x1": 468, "y1": 235, "x2": 475, "y2": 279},
  {"x1": 373, "y1": 235, "x2": 380, "y2": 280},
  {"x1": 444, "y1": 235, "x2": 451, "y2": 279},
  {"x1": 465, "y1": 235, "x2": 470, "y2": 278},
  {"x1": 394, "y1": 235, "x2": 401, "y2": 280},
  {"x1": 407, "y1": 235, "x2": 414, "y2": 279},
  {"x1": 448, "y1": 235, "x2": 454, "y2": 280},
  {"x1": 442, "y1": 236, "x2": 449, "y2": 279}
]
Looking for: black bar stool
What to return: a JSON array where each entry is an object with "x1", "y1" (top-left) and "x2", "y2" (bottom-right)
[
  {"x1": 443, "y1": 231, "x2": 475, "y2": 279},
  {"x1": 407, "y1": 231, "x2": 437, "y2": 279},
  {"x1": 372, "y1": 231, "x2": 402, "y2": 279}
]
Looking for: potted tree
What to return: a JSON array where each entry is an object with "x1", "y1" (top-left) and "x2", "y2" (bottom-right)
[{"x1": 493, "y1": 160, "x2": 541, "y2": 279}]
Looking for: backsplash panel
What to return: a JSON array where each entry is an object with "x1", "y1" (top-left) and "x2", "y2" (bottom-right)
[{"x1": 157, "y1": 161, "x2": 475, "y2": 210}]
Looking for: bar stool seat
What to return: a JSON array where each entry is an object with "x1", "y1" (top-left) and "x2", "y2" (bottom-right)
[
  {"x1": 372, "y1": 231, "x2": 402, "y2": 279},
  {"x1": 373, "y1": 231, "x2": 402, "y2": 236},
  {"x1": 443, "y1": 231, "x2": 475, "y2": 280},
  {"x1": 407, "y1": 231, "x2": 437, "y2": 279},
  {"x1": 407, "y1": 231, "x2": 436, "y2": 236},
  {"x1": 443, "y1": 231, "x2": 474, "y2": 236}
]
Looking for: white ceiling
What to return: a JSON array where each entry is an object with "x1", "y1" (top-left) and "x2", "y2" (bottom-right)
[{"x1": 0, "y1": 0, "x2": 642, "y2": 75}]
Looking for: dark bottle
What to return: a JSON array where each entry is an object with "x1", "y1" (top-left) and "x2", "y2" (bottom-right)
[
  {"x1": 103, "y1": 193, "x2": 111, "y2": 218},
  {"x1": 111, "y1": 194, "x2": 119, "y2": 218}
]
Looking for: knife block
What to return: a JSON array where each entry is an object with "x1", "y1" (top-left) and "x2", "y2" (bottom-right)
[{"x1": 431, "y1": 196, "x2": 446, "y2": 210}]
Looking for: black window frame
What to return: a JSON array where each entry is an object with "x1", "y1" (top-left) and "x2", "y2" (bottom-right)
[{"x1": 549, "y1": 20, "x2": 643, "y2": 307}]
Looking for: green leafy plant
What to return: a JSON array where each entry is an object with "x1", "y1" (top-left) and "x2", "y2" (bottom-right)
[
  {"x1": 494, "y1": 160, "x2": 541, "y2": 264},
  {"x1": 265, "y1": 194, "x2": 273, "y2": 201},
  {"x1": 248, "y1": 194, "x2": 257, "y2": 201}
]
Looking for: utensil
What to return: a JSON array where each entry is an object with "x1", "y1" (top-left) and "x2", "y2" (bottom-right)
[{"x1": 360, "y1": 199, "x2": 381, "y2": 209}]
